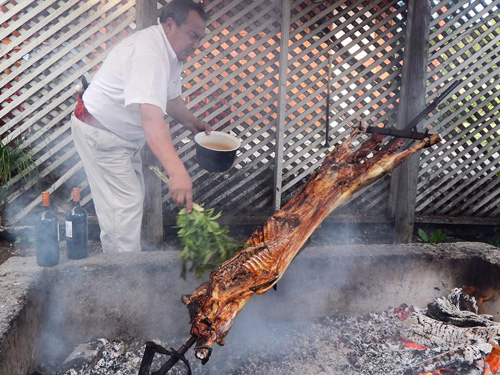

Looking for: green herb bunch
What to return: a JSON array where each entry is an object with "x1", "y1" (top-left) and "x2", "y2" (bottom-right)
[
  {"x1": 148, "y1": 166, "x2": 242, "y2": 279},
  {"x1": 177, "y1": 203, "x2": 241, "y2": 278}
]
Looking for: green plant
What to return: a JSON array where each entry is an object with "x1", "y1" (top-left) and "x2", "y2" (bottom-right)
[
  {"x1": 0, "y1": 140, "x2": 37, "y2": 188},
  {"x1": 148, "y1": 165, "x2": 242, "y2": 278},
  {"x1": 176, "y1": 204, "x2": 241, "y2": 278},
  {"x1": 418, "y1": 228, "x2": 448, "y2": 244},
  {"x1": 0, "y1": 140, "x2": 37, "y2": 227},
  {"x1": 487, "y1": 226, "x2": 500, "y2": 248}
]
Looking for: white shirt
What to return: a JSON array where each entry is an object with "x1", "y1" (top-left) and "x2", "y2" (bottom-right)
[{"x1": 83, "y1": 24, "x2": 183, "y2": 141}]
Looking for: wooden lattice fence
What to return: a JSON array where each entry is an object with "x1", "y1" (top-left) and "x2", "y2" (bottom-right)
[
  {"x1": 1, "y1": 0, "x2": 499, "y2": 228},
  {"x1": 280, "y1": 0, "x2": 407, "y2": 218},
  {"x1": 418, "y1": 0, "x2": 500, "y2": 222}
]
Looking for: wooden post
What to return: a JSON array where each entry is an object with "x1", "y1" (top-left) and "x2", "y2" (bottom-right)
[
  {"x1": 388, "y1": 0, "x2": 431, "y2": 243},
  {"x1": 136, "y1": 0, "x2": 157, "y2": 30},
  {"x1": 273, "y1": 0, "x2": 291, "y2": 211},
  {"x1": 137, "y1": 0, "x2": 164, "y2": 250}
]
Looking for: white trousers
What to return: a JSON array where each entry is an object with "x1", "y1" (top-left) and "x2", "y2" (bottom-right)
[{"x1": 71, "y1": 115, "x2": 145, "y2": 253}]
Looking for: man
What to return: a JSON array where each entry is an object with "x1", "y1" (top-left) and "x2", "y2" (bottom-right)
[{"x1": 71, "y1": 0, "x2": 211, "y2": 253}]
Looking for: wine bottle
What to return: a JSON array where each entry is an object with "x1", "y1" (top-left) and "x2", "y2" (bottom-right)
[
  {"x1": 65, "y1": 188, "x2": 88, "y2": 259},
  {"x1": 36, "y1": 191, "x2": 60, "y2": 267}
]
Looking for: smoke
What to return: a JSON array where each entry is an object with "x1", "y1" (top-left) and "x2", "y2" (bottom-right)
[
  {"x1": 35, "y1": 251, "x2": 199, "y2": 367},
  {"x1": 31, "y1": 242, "x2": 357, "y2": 372},
  {"x1": 13, "y1": 238, "x2": 481, "y2": 374},
  {"x1": 26, "y1": 201, "x2": 397, "y2": 373},
  {"x1": 31, "y1": 223, "x2": 395, "y2": 373},
  {"x1": 183, "y1": 247, "x2": 354, "y2": 373}
]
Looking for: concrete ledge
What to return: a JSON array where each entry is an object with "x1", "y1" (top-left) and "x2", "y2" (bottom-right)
[{"x1": 0, "y1": 257, "x2": 44, "y2": 375}]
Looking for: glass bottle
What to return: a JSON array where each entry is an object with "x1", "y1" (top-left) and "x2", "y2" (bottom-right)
[
  {"x1": 36, "y1": 191, "x2": 60, "y2": 267},
  {"x1": 65, "y1": 188, "x2": 88, "y2": 259}
]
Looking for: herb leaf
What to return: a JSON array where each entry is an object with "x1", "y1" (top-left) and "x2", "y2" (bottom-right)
[{"x1": 176, "y1": 204, "x2": 242, "y2": 279}]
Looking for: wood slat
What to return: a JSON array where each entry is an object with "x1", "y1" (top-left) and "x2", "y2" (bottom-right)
[{"x1": 418, "y1": 102, "x2": 499, "y2": 192}]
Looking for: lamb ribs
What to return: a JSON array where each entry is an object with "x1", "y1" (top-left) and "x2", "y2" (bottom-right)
[{"x1": 182, "y1": 129, "x2": 442, "y2": 362}]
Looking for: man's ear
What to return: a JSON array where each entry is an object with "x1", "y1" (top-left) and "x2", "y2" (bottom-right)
[{"x1": 163, "y1": 17, "x2": 175, "y2": 32}]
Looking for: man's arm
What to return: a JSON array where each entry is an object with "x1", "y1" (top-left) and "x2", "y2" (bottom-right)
[
  {"x1": 140, "y1": 103, "x2": 193, "y2": 212},
  {"x1": 166, "y1": 96, "x2": 211, "y2": 134}
]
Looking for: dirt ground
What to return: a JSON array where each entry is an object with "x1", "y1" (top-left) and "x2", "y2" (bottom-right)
[
  {"x1": 0, "y1": 239, "x2": 18, "y2": 265},
  {"x1": 0, "y1": 229, "x2": 104, "y2": 266}
]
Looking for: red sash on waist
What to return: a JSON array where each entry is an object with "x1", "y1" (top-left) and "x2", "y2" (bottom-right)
[{"x1": 74, "y1": 95, "x2": 107, "y2": 130}]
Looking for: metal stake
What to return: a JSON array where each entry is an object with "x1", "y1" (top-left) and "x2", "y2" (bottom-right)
[
  {"x1": 138, "y1": 336, "x2": 197, "y2": 375},
  {"x1": 325, "y1": 51, "x2": 333, "y2": 147}
]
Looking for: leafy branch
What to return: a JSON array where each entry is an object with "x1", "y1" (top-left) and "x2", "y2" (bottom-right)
[
  {"x1": 176, "y1": 204, "x2": 241, "y2": 278},
  {"x1": 149, "y1": 166, "x2": 242, "y2": 278}
]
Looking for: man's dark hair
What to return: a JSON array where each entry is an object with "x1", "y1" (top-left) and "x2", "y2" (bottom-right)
[{"x1": 159, "y1": 0, "x2": 207, "y2": 25}]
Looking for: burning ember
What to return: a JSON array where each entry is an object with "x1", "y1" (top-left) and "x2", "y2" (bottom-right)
[
  {"x1": 402, "y1": 337, "x2": 429, "y2": 350},
  {"x1": 402, "y1": 288, "x2": 500, "y2": 375},
  {"x1": 484, "y1": 346, "x2": 500, "y2": 374},
  {"x1": 462, "y1": 286, "x2": 498, "y2": 315}
]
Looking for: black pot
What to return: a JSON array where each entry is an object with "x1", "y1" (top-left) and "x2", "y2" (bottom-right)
[{"x1": 194, "y1": 131, "x2": 241, "y2": 172}]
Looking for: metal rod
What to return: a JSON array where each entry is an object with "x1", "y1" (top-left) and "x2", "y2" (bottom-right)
[
  {"x1": 363, "y1": 126, "x2": 429, "y2": 140},
  {"x1": 272, "y1": 0, "x2": 291, "y2": 211},
  {"x1": 402, "y1": 80, "x2": 461, "y2": 132},
  {"x1": 151, "y1": 336, "x2": 197, "y2": 375},
  {"x1": 381, "y1": 79, "x2": 461, "y2": 150},
  {"x1": 138, "y1": 341, "x2": 158, "y2": 375},
  {"x1": 325, "y1": 51, "x2": 333, "y2": 147}
]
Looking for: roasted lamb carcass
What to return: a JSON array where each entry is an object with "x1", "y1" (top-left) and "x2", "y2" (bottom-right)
[{"x1": 182, "y1": 129, "x2": 442, "y2": 362}]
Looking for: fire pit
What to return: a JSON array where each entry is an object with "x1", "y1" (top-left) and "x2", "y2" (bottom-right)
[{"x1": 1, "y1": 242, "x2": 499, "y2": 375}]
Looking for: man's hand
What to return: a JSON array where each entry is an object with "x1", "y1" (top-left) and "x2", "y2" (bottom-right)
[
  {"x1": 192, "y1": 118, "x2": 212, "y2": 135},
  {"x1": 167, "y1": 96, "x2": 212, "y2": 135},
  {"x1": 168, "y1": 167, "x2": 193, "y2": 212}
]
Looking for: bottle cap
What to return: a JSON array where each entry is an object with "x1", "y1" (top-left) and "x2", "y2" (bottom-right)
[
  {"x1": 72, "y1": 188, "x2": 80, "y2": 202},
  {"x1": 42, "y1": 191, "x2": 50, "y2": 207}
]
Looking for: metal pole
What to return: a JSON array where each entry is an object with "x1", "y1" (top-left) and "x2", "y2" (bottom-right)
[
  {"x1": 137, "y1": 0, "x2": 164, "y2": 249},
  {"x1": 273, "y1": 0, "x2": 291, "y2": 211},
  {"x1": 325, "y1": 51, "x2": 333, "y2": 147},
  {"x1": 152, "y1": 336, "x2": 197, "y2": 375}
]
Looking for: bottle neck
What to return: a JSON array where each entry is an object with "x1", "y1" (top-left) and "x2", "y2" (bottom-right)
[
  {"x1": 42, "y1": 191, "x2": 50, "y2": 207},
  {"x1": 72, "y1": 188, "x2": 81, "y2": 203}
]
